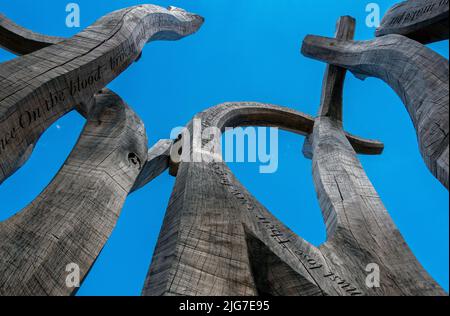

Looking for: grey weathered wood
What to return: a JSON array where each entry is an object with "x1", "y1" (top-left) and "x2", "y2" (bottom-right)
[
  {"x1": 0, "y1": 10, "x2": 182, "y2": 191},
  {"x1": 376, "y1": 0, "x2": 449, "y2": 44},
  {"x1": 0, "y1": 6, "x2": 201, "y2": 295},
  {"x1": 1, "y1": 4, "x2": 445, "y2": 297},
  {"x1": 0, "y1": 89, "x2": 148, "y2": 295},
  {"x1": 0, "y1": 5, "x2": 203, "y2": 186},
  {"x1": 141, "y1": 102, "x2": 396, "y2": 296},
  {"x1": 311, "y1": 115, "x2": 445, "y2": 295},
  {"x1": 302, "y1": 33, "x2": 449, "y2": 189}
]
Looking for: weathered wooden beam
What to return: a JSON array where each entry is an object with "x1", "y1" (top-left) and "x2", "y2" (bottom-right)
[
  {"x1": 0, "y1": 11, "x2": 177, "y2": 191},
  {"x1": 302, "y1": 33, "x2": 449, "y2": 189},
  {"x1": 309, "y1": 16, "x2": 445, "y2": 296},
  {"x1": 0, "y1": 5, "x2": 203, "y2": 186},
  {"x1": 318, "y1": 16, "x2": 355, "y2": 122},
  {"x1": 0, "y1": 6, "x2": 201, "y2": 295},
  {"x1": 142, "y1": 102, "x2": 385, "y2": 296},
  {"x1": 312, "y1": 116, "x2": 446, "y2": 295},
  {"x1": 130, "y1": 139, "x2": 173, "y2": 193},
  {"x1": 142, "y1": 16, "x2": 446, "y2": 295},
  {"x1": 0, "y1": 10, "x2": 380, "y2": 187},
  {"x1": 301, "y1": 16, "x2": 356, "y2": 160},
  {"x1": 0, "y1": 89, "x2": 148, "y2": 295},
  {"x1": 142, "y1": 102, "x2": 342, "y2": 296},
  {"x1": 376, "y1": 0, "x2": 449, "y2": 44}
]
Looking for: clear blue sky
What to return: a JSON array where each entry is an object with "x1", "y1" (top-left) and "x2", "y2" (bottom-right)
[{"x1": 0, "y1": 0, "x2": 448, "y2": 295}]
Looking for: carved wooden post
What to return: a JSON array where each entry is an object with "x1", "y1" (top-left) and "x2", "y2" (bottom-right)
[
  {"x1": 141, "y1": 102, "x2": 385, "y2": 296},
  {"x1": 0, "y1": 3, "x2": 446, "y2": 297},
  {"x1": 307, "y1": 16, "x2": 445, "y2": 296},
  {"x1": 0, "y1": 13, "x2": 64, "y2": 55},
  {"x1": 0, "y1": 6, "x2": 203, "y2": 295},
  {"x1": 302, "y1": 26, "x2": 449, "y2": 189},
  {"x1": 141, "y1": 15, "x2": 446, "y2": 296},
  {"x1": 376, "y1": 0, "x2": 449, "y2": 44}
]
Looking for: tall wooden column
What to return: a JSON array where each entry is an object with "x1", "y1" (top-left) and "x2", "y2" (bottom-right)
[{"x1": 302, "y1": 21, "x2": 449, "y2": 189}]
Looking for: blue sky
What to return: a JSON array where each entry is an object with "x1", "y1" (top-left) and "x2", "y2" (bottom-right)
[{"x1": 0, "y1": 0, "x2": 448, "y2": 295}]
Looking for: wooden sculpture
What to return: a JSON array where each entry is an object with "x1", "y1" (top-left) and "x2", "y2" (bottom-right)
[{"x1": 0, "y1": 1, "x2": 447, "y2": 296}]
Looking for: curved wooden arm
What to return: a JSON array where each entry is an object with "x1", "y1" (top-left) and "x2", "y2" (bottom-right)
[
  {"x1": 0, "y1": 5, "x2": 203, "y2": 186},
  {"x1": 0, "y1": 89, "x2": 148, "y2": 295},
  {"x1": 302, "y1": 33, "x2": 449, "y2": 189},
  {"x1": 376, "y1": 0, "x2": 449, "y2": 44},
  {"x1": 0, "y1": 13, "x2": 64, "y2": 55},
  {"x1": 308, "y1": 16, "x2": 444, "y2": 296},
  {"x1": 143, "y1": 101, "x2": 382, "y2": 296}
]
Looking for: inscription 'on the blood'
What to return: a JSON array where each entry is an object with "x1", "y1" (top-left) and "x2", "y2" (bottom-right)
[
  {"x1": 69, "y1": 65, "x2": 104, "y2": 97},
  {"x1": 0, "y1": 34, "x2": 140, "y2": 159},
  {"x1": 0, "y1": 65, "x2": 106, "y2": 158}
]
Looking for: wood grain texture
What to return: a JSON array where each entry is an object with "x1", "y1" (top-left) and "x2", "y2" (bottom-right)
[
  {"x1": 318, "y1": 16, "x2": 355, "y2": 123},
  {"x1": 141, "y1": 102, "x2": 395, "y2": 296},
  {"x1": 312, "y1": 116, "x2": 445, "y2": 295},
  {"x1": 142, "y1": 16, "x2": 445, "y2": 296},
  {"x1": 376, "y1": 0, "x2": 449, "y2": 44},
  {"x1": 311, "y1": 16, "x2": 445, "y2": 296},
  {"x1": 302, "y1": 33, "x2": 449, "y2": 189},
  {"x1": 0, "y1": 4, "x2": 445, "y2": 297},
  {"x1": 0, "y1": 89, "x2": 148, "y2": 295},
  {"x1": 0, "y1": 5, "x2": 203, "y2": 186},
  {"x1": 142, "y1": 102, "x2": 339, "y2": 296}
]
